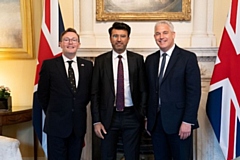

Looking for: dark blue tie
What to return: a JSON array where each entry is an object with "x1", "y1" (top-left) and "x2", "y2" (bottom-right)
[
  {"x1": 158, "y1": 53, "x2": 167, "y2": 111},
  {"x1": 67, "y1": 60, "x2": 77, "y2": 93},
  {"x1": 116, "y1": 55, "x2": 124, "y2": 111}
]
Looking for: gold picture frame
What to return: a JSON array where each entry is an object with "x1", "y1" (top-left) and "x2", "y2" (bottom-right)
[
  {"x1": 96, "y1": 0, "x2": 191, "y2": 21},
  {"x1": 0, "y1": 0, "x2": 33, "y2": 59}
]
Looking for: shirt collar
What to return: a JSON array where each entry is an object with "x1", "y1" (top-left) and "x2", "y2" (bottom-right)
[
  {"x1": 112, "y1": 50, "x2": 127, "y2": 60},
  {"x1": 160, "y1": 44, "x2": 175, "y2": 57},
  {"x1": 62, "y1": 54, "x2": 77, "y2": 63}
]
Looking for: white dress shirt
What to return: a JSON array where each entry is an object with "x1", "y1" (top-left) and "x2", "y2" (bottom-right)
[
  {"x1": 112, "y1": 50, "x2": 133, "y2": 107},
  {"x1": 62, "y1": 54, "x2": 79, "y2": 87},
  {"x1": 158, "y1": 44, "x2": 175, "y2": 76}
]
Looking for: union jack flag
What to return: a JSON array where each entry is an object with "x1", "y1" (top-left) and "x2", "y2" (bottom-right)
[
  {"x1": 206, "y1": 0, "x2": 240, "y2": 159},
  {"x1": 32, "y1": 0, "x2": 64, "y2": 156}
]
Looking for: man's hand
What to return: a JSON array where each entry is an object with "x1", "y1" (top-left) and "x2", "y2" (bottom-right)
[
  {"x1": 178, "y1": 122, "x2": 191, "y2": 140},
  {"x1": 94, "y1": 123, "x2": 107, "y2": 139}
]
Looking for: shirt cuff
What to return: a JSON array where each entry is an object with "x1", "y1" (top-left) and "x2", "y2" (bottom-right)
[{"x1": 183, "y1": 121, "x2": 194, "y2": 125}]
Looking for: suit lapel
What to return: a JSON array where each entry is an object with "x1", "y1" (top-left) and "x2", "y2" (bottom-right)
[
  {"x1": 105, "y1": 52, "x2": 115, "y2": 93},
  {"x1": 76, "y1": 57, "x2": 84, "y2": 92},
  {"x1": 55, "y1": 56, "x2": 73, "y2": 91},
  {"x1": 127, "y1": 51, "x2": 134, "y2": 92},
  {"x1": 163, "y1": 46, "x2": 180, "y2": 82},
  {"x1": 148, "y1": 51, "x2": 161, "y2": 88},
  {"x1": 153, "y1": 51, "x2": 160, "y2": 78}
]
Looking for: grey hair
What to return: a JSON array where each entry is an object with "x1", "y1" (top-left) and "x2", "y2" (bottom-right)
[{"x1": 154, "y1": 21, "x2": 174, "y2": 32}]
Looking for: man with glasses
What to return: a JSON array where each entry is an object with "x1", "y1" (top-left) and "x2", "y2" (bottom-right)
[
  {"x1": 37, "y1": 28, "x2": 93, "y2": 160},
  {"x1": 91, "y1": 22, "x2": 147, "y2": 160}
]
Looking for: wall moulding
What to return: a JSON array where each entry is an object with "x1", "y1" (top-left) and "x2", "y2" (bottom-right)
[{"x1": 77, "y1": 47, "x2": 218, "y2": 58}]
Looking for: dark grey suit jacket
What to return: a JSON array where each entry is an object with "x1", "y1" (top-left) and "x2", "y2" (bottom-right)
[
  {"x1": 37, "y1": 56, "x2": 93, "y2": 138},
  {"x1": 145, "y1": 45, "x2": 201, "y2": 134},
  {"x1": 91, "y1": 51, "x2": 147, "y2": 130}
]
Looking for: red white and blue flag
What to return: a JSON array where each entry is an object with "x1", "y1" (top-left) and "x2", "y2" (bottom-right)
[
  {"x1": 206, "y1": 0, "x2": 240, "y2": 159},
  {"x1": 32, "y1": 0, "x2": 64, "y2": 156}
]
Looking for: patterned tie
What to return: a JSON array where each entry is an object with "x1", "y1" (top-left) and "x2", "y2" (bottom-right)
[
  {"x1": 158, "y1": 53, "x2": 167, "y2": 111},
  {"x1": 116, "y1": 55, "x2": 124, "y2": 111},
  {"x1": 67, "y1": 60, "x2": 77, "y2": 93}
]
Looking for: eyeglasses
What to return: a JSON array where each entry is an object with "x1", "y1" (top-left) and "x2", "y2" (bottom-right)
[
  {"x1": 62, "y1": 38, "x2": 79, "y2": 43},
  {"x1": 112, "y1": 34, "x2": 127, "y2": 39}
]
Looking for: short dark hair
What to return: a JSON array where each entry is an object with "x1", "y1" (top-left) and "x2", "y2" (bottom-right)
[
  {"x1": 108, "y1": 22, "x2": 131, "y2": 37},
  {"x1": 60, "y1": 28, "x2": 80, "y2": 42}
]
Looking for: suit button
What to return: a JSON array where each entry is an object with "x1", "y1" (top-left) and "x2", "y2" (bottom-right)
[{"x1": 72, "y1": 109, "x2": 74, "y2": 112}]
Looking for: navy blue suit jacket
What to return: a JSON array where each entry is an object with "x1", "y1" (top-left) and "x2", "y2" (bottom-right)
[{"x1": 145, "y1": 45, "x2": 201, "y2": 134}]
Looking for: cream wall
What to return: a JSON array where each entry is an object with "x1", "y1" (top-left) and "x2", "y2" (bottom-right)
[
  {"x1": 0, "y1": 0, "x2": 231, "y2": 159},
  {"x1": 213, "y1": 0, "x2": 231, "y2": 45},
  {"x1": 0, "y1": 0, "x2": 41, "y2": 108},
  {"x1": 59, "y1": 0, "x2": 74, "y2": 29}
]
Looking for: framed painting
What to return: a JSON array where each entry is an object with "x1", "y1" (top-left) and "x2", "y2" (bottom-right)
[
  {"x1": 96, "y1": 0, "x2": 191, "y2": 21},
  {"x1": 0, "y1": 0, "x2": 33, "y2": 59}
]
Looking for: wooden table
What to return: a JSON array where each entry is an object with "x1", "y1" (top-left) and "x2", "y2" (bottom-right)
[
  {"x1": 0, "y1": 108, "x2": 35, "y2": 159},
  {"x1": 0, "y1": 108, "x2": 32, "y2": 134}
]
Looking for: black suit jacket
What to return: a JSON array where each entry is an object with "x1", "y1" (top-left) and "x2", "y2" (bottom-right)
[
  {"x1": 91, "y1": 51, "x2": 147, "y2": 130},
  {"x1": 145, "y1": 45, "x2": 201, "y2": 134},
  {"x1": 37, "y1": 56, "x2": 93, "y2": 138}
]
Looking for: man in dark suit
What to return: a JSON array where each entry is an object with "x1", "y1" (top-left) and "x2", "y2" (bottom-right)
[
  {"x1": 145, "y1": 21, "x2": 201, "y2": 160},
  {"x1": 91, "y1": 22, "x2": 147, "y2": 160},
  {"x1": 37, "y1": 28, "x2": 93, "y2": 160}
]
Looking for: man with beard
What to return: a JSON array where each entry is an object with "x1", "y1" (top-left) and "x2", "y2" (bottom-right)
[{"x1": 91, "y1": 22, "x2": 147, "y2": 160}]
